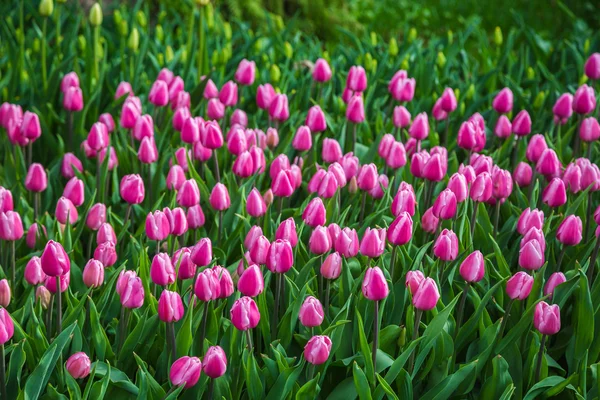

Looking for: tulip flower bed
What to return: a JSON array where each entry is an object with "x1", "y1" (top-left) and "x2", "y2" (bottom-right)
[{"x1": 1, "y1": 1, "x2": 600, "y2": 399}]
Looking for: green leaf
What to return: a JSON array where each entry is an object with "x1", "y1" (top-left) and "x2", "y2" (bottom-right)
[
  {"x1": 523, "y1": 376, "x2": 566, "y2": 400},
  {"x1": 496, "y1": 296, "x2": 546, "y2": 354},
  {"x1": 419, "y1": 360, "x2": 477, "y2": 400},
  {"x1": 356, "y1": 311, "x2": 374, "y2": 386},
  {"x1": 244, "y1": 350, "x2": 265, "y2": 400},
  {"x1": 296, "y1": 373, "x2": 321, "y2": 400},
  {"x1": 574, "y1": 271, "x2": 594, "y2": 361},
  {"x1": 175, "y1": 302, "x2": 193, "y2": 358},
  {"x1": 352, "y1": 362, "x2": 373, "y2": 400},
  {"x1": 23, "y1": 322, "x2": 77, "y2": 400},
  {"x1": 375, "y1": 373, "x2": 398, "y2": 400}
]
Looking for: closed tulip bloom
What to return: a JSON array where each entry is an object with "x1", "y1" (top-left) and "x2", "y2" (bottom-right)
[
  {"x1": 320, "y1": 252, "x2": 342, "y2": 280},
  {"x1": 526, "y1": 134, "x2": 547, "y2": 164},
  {"x1": 506, "y1": 271, "x2": 534, "y2": 300},
  {"x1": 513, "y1": 162, "x2": 533, "y2": 187},
  {"x1": 347, "y1": 66, "x2": 367, "y2": 92},
  {"x1": 234, "y1": 59, "x2": 256, "y2": 86},
  {"x1": 309, "y1": 226, "x2": 332, "y2": 255},
  {"x1": 172, "y1": 107, "x2": 190, "y2": 131},
  {"x1": 151, "y1": 253, "x2": 175, "y2": 286},
  {"x1": 201, "y1": 121, "x2": 224, "y2": 149},
  {"x1": 232, "y1": 151, "x2": 254, "y2": 178},
  {"x1": 387, "y1": 212, "x2": 413, "y2": 246},
  {"x1": 45, "y1": 271, "x2": 71, "y2": 294},
  {"x1": 246, "y1": 188, "x2": 266, "y2": 218},
  {"x1": 132, "y1": 114, "x2": 154, "y2": 141},
  {"x1": 335, "y1": 227, "x2": 359, "y2": 257},
  {"x1": 544, "y1": 272, "x2": 566, "y2": 297},
  {"x1": 55, "y1": 197, "x2": 78, "y2": 225},
  {"x1": 303, "y1": 198, "x2": 326, "y2": 228},
  {"x1": 534, "y1": 302, "x2": 561, "y2": 335},
  {"x1": 96, "y1": 223, "x2": 116, "y2": 245},
  {"x1": 145, "y1": 211, "x2": 170, "y2": 241},
  {"x1": 392, "y1": 106, "x2": 411, "y2": 129},
  {"x1": 269, "y1": 94, "x2": 289, "y2": 122},
  {"x1": 573, "y1": 84, "x2": 596, "y2": 114},
  {"x1": 542, "y1": 178, "x2": 567, "y2": 208},
  {"x1": 0, "y1": 308, "x2": 13, "y2": 345},
  {"x1": 0, "y1": 280, "x2": 10, "y2": 307},
  {"x1": 519, "y1": 239, "x2": 545, "y2": 270},
  {"x1": 412, "y1": 277, "x2": 440, "y2": 311},
  {"x1": 230, "y1": 296, "x2": 260, "y2": 331},
  {"x1": 362, "y1": 267, "x2": 389, "y2": 301},
  {"x1": 120, "y1": 97, "x2": 142, "y2": 129},
  {"x1": 456, "y1": 121, "x2": 477, "y2": 150},
  {"x1": 87, "y1": 122, "x2": 109, "y2": 151},
  {"x1": 585, "y1": 53, "x2": 600, "y2": 80},
  {"x1": 82, "y1": 259, "x2": 104, "y2": 288},
  {"x1": 156, "y1": 68, "x2": 174, "y2": 85},
  {"x1": 360, "y1": 228, "x2": 386, "y2": 258},
  {"x1": 595, "y1": 205, "x2": 600, "y2": 225},
  {"x1": 562, "y1": 163, "x2": 583, "y2": 193},
  {"x1": 307, "y1": 169, "x2": 326, "y2": 194},
  {"x1": 492, "y1": 87, "x2": 513, "y2": 114},
  {"x1": 158, "y1": 290, "x2": 184, "y2": 322},
  {"x1": 86, "y1": 203, "x2": 106, "y2": 231},
  {"x1": 170, "y1": 356, "x2": 202, "y2": 389},
  {"x1": 24, "y1": 256, "x2": 46, "y2": 285},
  {"x1": 459, "y1": 251, "x2": 485, "y2": 283},
  {"x1": 306, "y1": 105, "x2": 327, "y2": 132},
  {"x1": 391, "y1": 186, "x2": 417, "y2": 217},
  {"x1": 94, "y1": 241, "x2": 117, "y2": 267},
  {"x1": 329, "y1": 162, "x2": 347, "y2": 188},
  {"x1": 173, "y1": 248, "x2": 196, "y2": 280},
  {"x1": 244, "y1": 226, "x2": 263, "y2": 251},
  {"x1": 63, "y1": 177, "x2": 85, "y2": 207},
  {"x1": 25, "y1": 163, "x2": 48, "y2": 192},
  {"x1": 553, "y1": 93, "x2": 574, "y2": 124},
  {"x1": 168, "y1": 77, "x2": 185, "y2": 105},
  {"x1": 432, "y1": 189, "x2": 457, "y2": 220},
  {"x1": 26, "y1": 223, "x2": 45, "y2": 249},
  {"x1": 494, "y1": 115, "x2": 512, "y2": 138},
  {"x1": 230, "y1": 109, "x2": 248, "y2": 128},
  {"x1": 176, "y1": 179, "x2": 200, "y2": 207},
  {"x1": 556, "y1": 215, "x2": 583, "y2": 246},
  {"x1": 256, "y1": 84, "x2": 275, "y2": 110},
  {"x1": 115, "y1": 81, "x2": 133, "y2": 99},
  {"x1": 304, "y1": 335, "x2": 332, "y2": 366},
  {"x1": 227, "y1": 128, "x2": 247, "y2": 156},
  {"x1": 340, "y1": 152, "x2": 359, "y2": 180},
  {"x1": 445, "y1": 173, "x2": 467, "y2": 203},
  {"x1": 62, "y1": 87, "x2": 84, "y2": 112},
  {"x1": 209, "y1": 183, "x2": 231, "y2": 211},
  {"x1": 168, "y1": 207, "x2": 188, "y2": 236},
  {"x1": 580, "y1": 117, "x2": 600, "y2": 142},
  {"x1": 36, "y1": 286, "x2": 51, "y2": 308},
  {"x1": 203, "y1": 346, "x2": 227, "y2": 378},
  {"x1": 422, "y1": 153, "x2": 447, "y2": 182},
  {"x1": 148, "y1": 80, "x2": 169, "y2": 107},
  {"x1": 118, "y1": 272, "x2": 144, "y2": 309},
  {"x1": 313, "y1": 58, "x2": 332, "y2": 82},
  {"x1": 120, "y1": 174, "x2": 145, "y2": 204},
  {"x1": 517, "y1": 208, "x2": 544, "y2": 235},
  {"x1": 511, "y1": 110, "x2": 531, "y2": 136},
  {"x1": 269, "y1": 154, "x2": 291, "y2": 180},
  {"x1": 238, "y1": 264, "x2": 264, "y2": 297},
  {"x1": 194, "y1": 269, "x2": 220, "y2": 302},
  {"x1": 207, "y1": 98, "x2": 225, "y2": 120},
  {"x1": 218, "y1": 81, "x2": 238, "y2": 106},
  {"x1": 190, "y1": 237, "x2": 212, "y2": 267},
  {"x1": 266, "y1": 127, "x2": 280, "y2": 149},
  {"x1": 521, "y1": 227, "x2": 546, "y2": 252},
  {"x1": 405, "y1": 270, "x2": 425, "y2": 295},
  {"x1": 369, "y1": 174, "x2": 389, "y2": 199},
  {"x1": 386, "y1": 141, "x2": 407, "y2": 169},
  {"x1": 470, "y1": 172, "x2": 492, "y2": 202},
  {"x1": 322, "y1": 138, "x2": 343, "y2": 163},
  {"x1": 98, "y1": 144, "x2": 119, "y2": 170},
  {"x1": 377, "y1": 135, "x2": 394, "y2": 162},
  {"x1": 180, "y1": 117, "x2": 200, "y2": 144},
  {"x1": 409, "y1": 112, "x2": 429, "y2": 140},
  {"x1": 535, "y1": 149, "x2": 561, "y2": 179},
  {"x1": 272, "y1": 169, "x2": 295, "y2": 197},
  {"x1": 346, "y1": 94, "x2": 365, "y2": 123},
  {"x1": 433, "y1": 229, "x2": 458, "y2": 261},
  {"x1": 213, "y1": 265, "x2": 234, "y2": 298},
  {"x1": 492, "y1": 167, "x2": 513, "y2": 200},
  {"x1": 299, "y1": 296, "x2": 324, "y2": 327},
  {"x1": 66, "y1": 352, "x2": 91, "y2": 379},
  {"x1": 357, "y1": 163, "x2": 378, "y2": 191},
  {"x1": 250, "y1": 235, "x2": 270, "y2": 265},
  {"x1": 266, "y1": 239, "x2": 294, "y2": 273},
  {"x1": 61, "y1": 72, "x2": 80, "y2": 92},
  {"x1": 440, "y1": 87, "x2": 457, "y2": 113},
  {"x1": 61, "y1": 153, "x2": 83, "y2": 179}
]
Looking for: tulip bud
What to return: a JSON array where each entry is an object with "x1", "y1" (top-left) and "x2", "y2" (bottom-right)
[
  {"x1": 41, "y1": 240, "x2": 70, "y2": 277},
  {"x1": 36, "y1": 286, "x2": 51, "y2": 309},
  {"x1": 158, "y1": 290, "x2": 184, "y2": 322},
  {"x1": 170, "y1": 357, "x2": 202, "y2": 389},
  {"x1": 39, "y1": 0, "x2": 54, "y2": 17},
  {"x1": 299, "y1": 296, "x2": 324, "y2": 327},
  {"x1": 82, "y1": 259, "x2": 104, "y2": 288},
  {"x1": 89, "y1": 3, "x2": 103, "y2": 26},
  {"x1": 519, "y1": 239, "x2": 545, "y2": 270},
  {"x1": 24, "y1": 256, "x2": 46, "y2": 285},
  {"x1": 94, "y1": 241, "x2": 117, "y2": 267},
  {"x1": 230, "y1": 296, "x2": 260, "y2": 331},
  {"x1": 459, "y1": 251, "x2": 485, "y2": 283},
  {"x1": 513, "y1": 162, "x2": 533, "y2": 187},
  {"x1": 304, "y1": 335, "x2": 332, "y2": 365},
  {"x1": 45, "y1": 271, "x2": 70, "y2": 294},
  {"x1": 433, "y1": 229, "x2": 458, "y2": 261},
  {"x1": 505, "y1": 271, "x2": 534, "y2": 300},
  {"x1": 544, "y1": 272, "x2": 566, "y2": 297},
  {"x1": 203, "y1": 346, "x2": 227, "y2": 378},
  {"x1": 387, "y1": 212, "x2": 413, "y2": 246},
  {"x1": 359, "y1": 228, "x2": 386, "y2": 258},
  {"x1": 542, "y1": 178, "x2": 567, "y2": 208},
  {"x1": 66, "y1": 352, "x2": 91, "y2": 379},
  {"x1": 117, "y1": 270, "x2": 144, "y2": 309},
  {"x1": 362, "y1": 267, "x2": 389, "y2": 301},
  {"x1": 25, "y1": 163, "x2": 48, "y2": 193},
  {"x1": 405, "y1": 270, "x2": 425, "y2": 295},
  {"x1": 412, "y1": 277, "x2": 440, "y2": 311},
  {"x1": 266, "y1": 239, "x2": 294, "y2": 273},
  {"x1": 432, "y1": 189, "x2": 457, "y2": 220},
  {"x1": 556, "y1": 215, "x2": 583, "y2": 246},
  {"x1": 0, "y1": 280, "x2": 10, "y2": 307},
  {"x1": 534, "y1": 301, "x2": 561, "y2": 335},
  {"x1": 120, "y1": 174, "x2": 145, "y2": 204},
  {"x1": 238, "y1": 264, "x2": 264, "y2": 297}
]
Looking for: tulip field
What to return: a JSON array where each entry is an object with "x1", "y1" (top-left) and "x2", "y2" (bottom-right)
[{"x1": 2, "y1": 0, "x2": 600, "y2": 399}]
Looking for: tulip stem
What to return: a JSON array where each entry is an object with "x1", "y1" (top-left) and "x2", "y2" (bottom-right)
[
  {"x1": 454, "y1": 282, "x2": 470, "y2": 340},
  {"x1": 352, "y1": 123, "x2": 357, "y2": 154},
  {"x1": 324, "y1": 279, "x2": 330, "y2": 319},
  {"x1": 497, "y1": 298, "x2": 514, "y2": 341},
  {"x1": 493, "y1": 202, "x2": 501, "y2": 236},
  {"x1": 273, "y1": 273, "x2": 282, "y2": 338},
  {"x1": 534, "y1": 335, "x2": 547, "y2": 383},
  {"x1": 206, "y1": 379, "x2": 214, "y2": 400},
  {"x1": 41, "y1": 17, "x2": 48, "y2": 92},
  {"x1": 199, "y1": 301, "x2": 209, "y2": 354},
  {"x1": 528, "y1": 172, "x2": 538, "y2": 207},
  {"x1": 408, "y1": 309, "x2": 423, "y2": 374},
  {"x1": 556, "y1": 247, "x2": 566, "y2": 273},
  {"x1": 470, "y1": 202, "x2": 478, "y2": 239},
  {"x1": 511, "y1": 136, "x2": 520, "y2": 169},
  {"x1": 218, "y1": 211, "x2": 223, "y2": 247},
  {"x1": 443, "y1": 118, "x2": 450, "y2": 147},
  {"x1": 47, "y1": 295, "x2": 54, "y2": 335},
  {"x1": 584, "y1": 192, "x2": 593, "y2": 243},
  {"x1": 246, "y1": 329, "x2": 253, "y2": 353},
  {"x1": 168, "y1": 322, "x2": 177, "y2": 363},
  {"x1": 372, "y1": 301, "x2": 380, "y2": 382},
  {"x1": 279, "y1": 197, "x2": 284, "y2": 218},
  {"x1": 390, "y1": 246, "x2": 397, "y2": 283},
  {"x1": 56, "y1": 289, "x2": 62, "y2": 336},
  {"x1": 10, "y1": 241, "x2": 15, "y2": 290},
  {"x1": 68, "y1": 111, "x2": 73, "y2": 151},
  {"x1": 0, "y1": 344, "x2": 6, "y2": 400},
  {"x1": 34, "y1": 192, "x2": 40, "y2": 221},
  {"x1": 147, "y1": 165, "x2": 153, "y2": 207},
  {"x1": 588, "y1": 236, "x2": 600, "y2": 284},
  {"x1": 213, "y1": 148, "x2": 221, "y2": 182},
  {"x1": 360, "y1": 191, "x2": 367, "y2": 223}
]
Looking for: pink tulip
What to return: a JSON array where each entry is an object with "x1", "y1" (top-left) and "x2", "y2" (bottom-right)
[
  {"x1": 120, "y1": 174, "x2": 145, "y2": 204},
  {"x1": 158, "y1": 290, "x2": 184, "y2": 322},
  {"x1": 585, "y1": 53, "x2": 600, "y2": 80},
  {"x1": 309, "y1": 226, "x2": 332, "y2": 255},
  {"x1": 346, "y1": 94, "x2": 365, "y2": 123},
  {"x1": 61, "y1": 153, "x2": 83, "y2": 179},
  {"x1": 304, "y1": 335, "x2": 332, "y2": 365},
  {"x1": 191, "y1": 238, "x2": 212, "y2": 267},
  {"x1": 313, "y1": 58, "x2": 332, "y2": 82},
  {"x1": 238, "y1": 264, "x2": 264, "y2": 297},
  {"x1": 63, "y1": 87, "x2": 84, "y2": 112},
  {"x1": 519, "y1": 239, "x2": 545, "y2": 270},
  {"x1": 97, "y1": 223, "x2": 116, "y2": 245},
  {"x1": 256, "y1": 84, "x2": 275, "y2": 110},
  {"x1": 230, "y1": 296, "x2": 260, "y2": 330},
  {"x1": 459, "y1": 251, "x2": 485, "y2": 282},
  {"x1": 66, "y1": 352, "x2": 91, "y2": 379},
  {"x1": 513, "y1": 162, "x2": 533, "y2": 187},
  {"x1": 203, "y1": 346, "x2": 227, "y2": 378},
  {"x1": 492, "y1": 87, "x2": 513, "y2": 114},
  {"x1": 176, "y1": 179, "x2": 200, "y2": 207},
  {"x1": 470, "y1": 172, "x2": 492, "y2": 202},
  {"x1": 194, "y1": 269, "x2": 220, "y2": 302},
  {"x1": 405, "y1": 270, "x2": 425, "y2": 295},
  {"x1": 235, "y1": 59, "x2": 256, "y2": 86},
  {"x1": 556, "y1": 215, "x2": 583, "y2": 246},
  {"x1": 117, "y1": 270, "x2": 144, "y2": 309},
  {"x1": 542, "y1": 178, "x2": 567, "y2": 208},
  {"x1": 299, "y1": 296, "x2": 324, "y2": 327},
  {"x1": 432, "y1": 189, "x2": 457, "y2": 220},
  {"x1": 572, "y1": 84, "x2": 596, "y2": 114},
  {"x1": 335, "y1": 227, "x2": 359, "y2": 257},
  {"x1": 580, "y1": 117, "x2": 600, "y2": 142},
  {"x1": 517, "y1": 208, "x2": 544, "y2": 235},
  {"x1": 360, "y1": 228, "x2": 386, "y2": 258},
  {"x1": 82, "y1": 259, "x2": 104, "y2": 288},
  {"x1": 24, "y1": 256, "x2": 46, "y2": 285},
  {"x1": 412, "y1": 278, "x2": 440, "y2": 311},
  {"x1": 544, "y1": 272, "x2": 566, "y2": 297},
  {"x1": 393, "y1": 106, "x2": 411, "y2": 128},
  {"x1": 506, "y1": 271, "x2": 534, "y2": 300},
  {"x1": 55, "y1": 197, "x2": 78, "y2": 225},
  {"x1": 266, "y1": 239, "x2": 294, "y2": 273},
  {"x1": 151, "y1": 253, "x2": 176, "y2": 286},
  {"x1": 494, "y1": 115, "x2": 512, "y2": 138},
  {"x1": 170, "y1": 356, "x2": 202, "y2": 389},
  {"x1": 322, "y1": 138, "x2": 343, "y2": 163},
  {"x1": 534, "y1": 302, "x2": 561, "y2": 335},
  {"x1": 303, "y1": 198, "x2": 326, "y2": 228},
  {"x1": 362, "y1": 267, "x2": 388, "y2": 301},
  {"x1": 63, "y1": 177, "x2": 85, "y2": 207},
  {"x1": 173, "y1": 248, "x2": 196, "y2": 280},
  {"x1": 433, "y1": 229, "x2": 458, "y2": 261},
  {"x1": 512, "y1": 110, "x2": 531, "y2": 136},
  {"x1": 269, "y1": 94, "x2": 289, "y2": 122},
  {"x1": 292, "y1": 125, "x2": 312, "y2": 151},
  {"x1": 306, "y1": 105, "x2": 327, "y2": 132},
  {"x1": 320, "y1": 252, "x2": 342, "y2": 280},
  {"x1": 553, "y1": 93, "x2": 574, "y2": 124},
  {"x1": 25, "y1": 163, "x2": 48, "y2": 193},
  {"x1": 347, "y1": 66, "x2": 367, "y2": 92}
]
